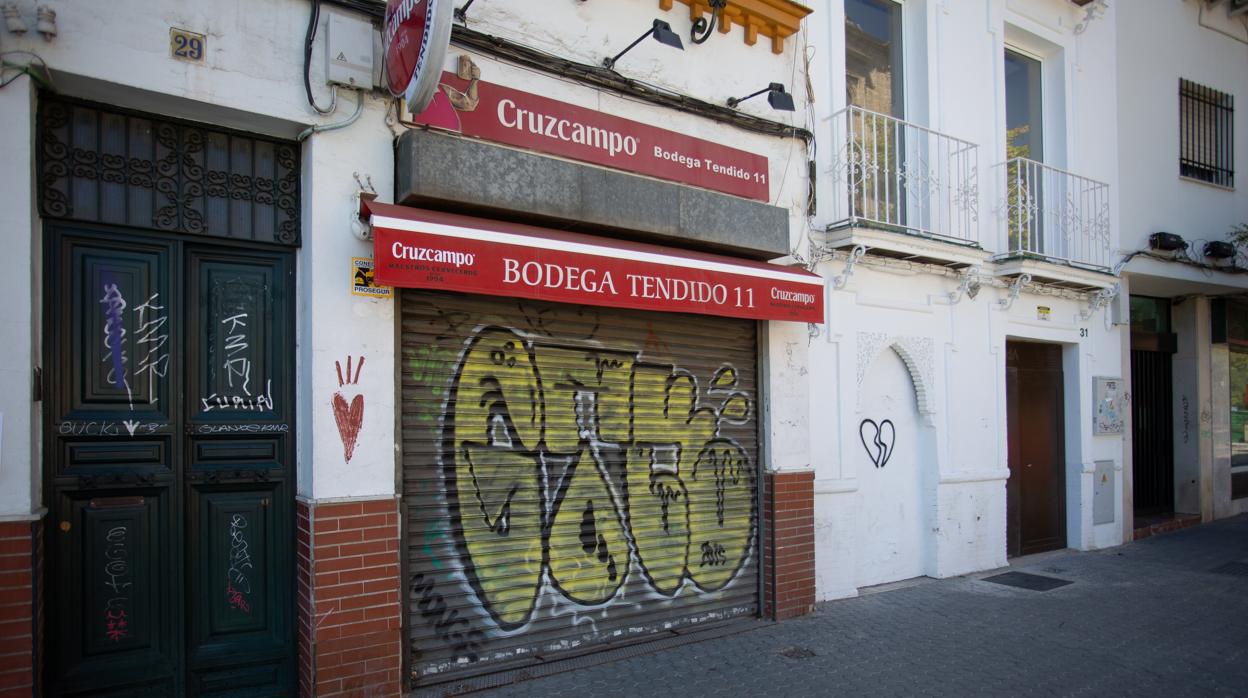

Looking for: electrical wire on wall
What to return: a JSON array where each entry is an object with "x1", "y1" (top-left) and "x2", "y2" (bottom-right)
[
  {"x1": 304, "y1": 0, "x2": 339, "y2": 114},
  {"x1": 298, "y1": 87, "x2": 365, "y2": 141},
  {"x1": 0, "y1": 50, "x2": 53, "y2": 89}
]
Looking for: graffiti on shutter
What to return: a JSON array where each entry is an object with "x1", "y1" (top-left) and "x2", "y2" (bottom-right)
[{"x1": 402, "y1": 293, "x2": 759, "y2": 681}]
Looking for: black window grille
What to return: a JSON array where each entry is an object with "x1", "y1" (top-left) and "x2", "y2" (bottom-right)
[{"x1": 1179, "y1": 78, "x2": 1234, "y2": 188}]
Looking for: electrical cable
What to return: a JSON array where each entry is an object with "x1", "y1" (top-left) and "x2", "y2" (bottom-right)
[
  {"x1": 0, "y1": 50, "x2": 54, "y2": 90},
  {"x1": 304, "y1": 0, "x2": 339, "y2": 115},
  {"x1": 298, "y1": 87, "x2": 365, "y2": 141}
]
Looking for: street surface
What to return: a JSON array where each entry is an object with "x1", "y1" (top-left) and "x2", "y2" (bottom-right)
[{"x1": 486, "y1": 515, "x2": 1248, "y2": 697}]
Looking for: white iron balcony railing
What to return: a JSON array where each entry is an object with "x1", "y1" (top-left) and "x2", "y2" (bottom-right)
[
  {"x1": 828, "y1": 106, "x2": 980, "y2": 245},
  {"x1": 997, "y1": 157, "x2": 1111, "y2": 270}
]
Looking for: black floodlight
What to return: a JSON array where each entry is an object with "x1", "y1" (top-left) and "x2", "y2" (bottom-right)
[
  {"x1": 1204, "y1": 241, "x2": 1236, "y2": 259},
  {"x1": 1149, "y1": 232, "x2": 1187, "y2": 252},
  {"x1": 603, "y1": 19, "x2": 684, "y2": 71},
  {"x1": 727, "y1": 83, "x2": 796, "y2": 111}
]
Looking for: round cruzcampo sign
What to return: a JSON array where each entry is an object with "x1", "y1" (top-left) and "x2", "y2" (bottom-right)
[{"x1": 383, "y1": 0, "x2": 453, "y2": 112}]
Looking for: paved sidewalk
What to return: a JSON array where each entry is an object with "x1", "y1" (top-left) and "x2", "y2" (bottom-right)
[{"x1": 487, "y1": 515, "x2": 1248, "y2": 697}]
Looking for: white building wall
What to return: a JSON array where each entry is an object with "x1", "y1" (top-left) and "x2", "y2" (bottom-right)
[
  {"x1": 1117, "y1": 0, "x2": 1248, "y2": 523},
  {"x1": 0, "y1": 76, "x2": 39, "y2": 520},
  {"x1": 807, "y1": 0, "x2": 1127, "y2": 601},
  {"x1": 1117, "y1": 0, "x2": 1248, "y2": 257}
]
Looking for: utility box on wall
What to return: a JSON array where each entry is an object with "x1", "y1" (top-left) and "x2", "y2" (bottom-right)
[{"x1": 1093, "y1": 460, "x2": 1116, "y2": 525}]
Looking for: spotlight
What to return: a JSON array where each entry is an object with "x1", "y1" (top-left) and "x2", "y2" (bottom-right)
[
  {"x1": 603, "y1": 19, "x2": 684, "y2": 71},
  {"x1": 1148, "y1": 232, "x2": 1187, "y2": 252},
  {"x1": 1204, "y1": 241, "x2": 1236, "y2": 259},
  {"x1": 727, "y1": 83, "x2": 796, "y2": 111}
]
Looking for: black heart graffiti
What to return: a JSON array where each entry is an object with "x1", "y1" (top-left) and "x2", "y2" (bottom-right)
[{"x1": 858, "y1": 419, "x2": 896, "y2": 468}]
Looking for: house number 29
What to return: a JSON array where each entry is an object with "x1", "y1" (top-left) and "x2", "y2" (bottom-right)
[{"x1": 170, "y1": 28, "x2": 206, "y2": 63}]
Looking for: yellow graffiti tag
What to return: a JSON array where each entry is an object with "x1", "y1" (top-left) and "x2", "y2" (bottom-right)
[{"x1": 447, "y1": 326, "x2": 755, "y2": 629}]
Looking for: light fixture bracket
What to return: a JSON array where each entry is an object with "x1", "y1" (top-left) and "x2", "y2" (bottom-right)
[
  {"x1": 998, "y1": 273, "x2": 1032, "y2": 310},
  {"x1": 832, "y1": 244, "x2": 868, "y2": 290},
  {"x1": 691, "y1": 0, "x2": 727, "y2": 44},
  {"x1": 727, "y1": 82, "x2": 795, "y2": 111},
  {"x1": 603, "y1": 19, "x2": 685, "y2": 71}
]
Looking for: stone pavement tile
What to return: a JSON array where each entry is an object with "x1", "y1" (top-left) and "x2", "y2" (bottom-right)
[{"x1": 483, "y1": 515, "x2": 1248, "y2": 698}]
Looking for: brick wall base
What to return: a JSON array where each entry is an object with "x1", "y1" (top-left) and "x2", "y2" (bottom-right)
[
  {"x1": 0, "y1": 521, "x2": 38, "y2": 698},
  {"x1": 762, "y1": 471, "x2": 815, "y2": 621},
  {"x1": 297, "y1": 498, "x2": 403, "y2": 697}
]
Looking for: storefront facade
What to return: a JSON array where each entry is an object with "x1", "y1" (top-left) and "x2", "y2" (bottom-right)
[{"x1": 0, "y1": 0, "x2": 820, "y2": 694}]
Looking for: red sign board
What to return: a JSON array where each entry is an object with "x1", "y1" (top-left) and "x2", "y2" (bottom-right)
[
  {"x1": 383, "y1": 0, "x2": 452, "y2": 111},
  {"x1": 366, "y1": 203, "x2": 823, "y2": 324},
  {"x1": 409, "y1": 65, "x2": 771, "y2": 202}
]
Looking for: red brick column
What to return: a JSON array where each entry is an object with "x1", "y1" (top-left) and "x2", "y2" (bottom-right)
[
  {"x1": 296, "y1": 498, "x2": 403, "y2": 697},
  {"x1": 762, "y1": 471, "x2": 815, "y2": 621},
  {"x1": 0, "y1": 521, "x2": 38, "y2": 698}
]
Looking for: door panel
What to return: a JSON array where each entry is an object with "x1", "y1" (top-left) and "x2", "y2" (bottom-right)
[
  {"x1": 65, "y1": 237, "x2": 175, "y2": 421},
  {"x1": 45, "y1": 224, "x2": 295, "y2": 696},
  {"x1": 1006, "y1": 341, "x2": 1066, "y2": 557},
  {"x1": 188, "y1": 251, "x2": 291, "y2": 425},
  {"x1": 53, "y1": 489, "x2": 175, "y2": 693},
  {"x1": 187, "y1": 485, "x2": 289, "y2": 672}
]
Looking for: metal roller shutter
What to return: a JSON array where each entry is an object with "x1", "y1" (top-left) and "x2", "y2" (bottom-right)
[{"x1": 401, "y1": 290, "x2": 760, "y2": 683}]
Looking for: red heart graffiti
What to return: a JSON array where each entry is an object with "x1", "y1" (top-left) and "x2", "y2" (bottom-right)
[{"x1": 332, "y1": 392, "x2": 364, "y2": 462}]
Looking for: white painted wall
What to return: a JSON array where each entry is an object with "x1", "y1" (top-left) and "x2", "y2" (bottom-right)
[
  {"x1": 806, "y1": 0, "x2": 1127, "y2": 599},
  {"x1": 1117, "y1": 0, "x2": 1248, "y2": 261},
  {"x1": 0, "y1": 76, "x2": 38, "y2": 519}
]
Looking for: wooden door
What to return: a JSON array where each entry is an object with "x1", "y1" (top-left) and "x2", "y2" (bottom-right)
[
  {"x1": 1006, "y1": 341, "x2": 1067, "y2": 557},
  {"x1": 43, "y1": 223, "x2": 295, "y2": 696}
]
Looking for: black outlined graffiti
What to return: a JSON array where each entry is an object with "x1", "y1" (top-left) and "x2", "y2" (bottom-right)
[
  {"x1": 859, "y1": 419, "x2": 896, "y2": 468},
  {"x1": 443, "y1": 326, "x2": 756, "y2": 632},
  {"x1": 409, "y1": 573, "x2": 486, "y2": 661}
]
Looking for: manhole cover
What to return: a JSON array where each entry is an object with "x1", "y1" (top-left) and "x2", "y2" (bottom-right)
[
  {"x1": 777, "y1": 646, "x2": 817, "y2": 660},
  {"x1": 1210, "y1": 561, "x2": 1248, "y2": 577},
  {"x1": 983, "y1": 571, "x2": 1073, "y2": 592}
]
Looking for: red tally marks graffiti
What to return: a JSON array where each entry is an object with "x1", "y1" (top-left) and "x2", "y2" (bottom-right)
[{"x1": 332, "y1": 356, "x2": 366, "y2": 462}]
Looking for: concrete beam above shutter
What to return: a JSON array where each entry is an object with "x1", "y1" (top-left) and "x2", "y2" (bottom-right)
[{"x1": 395, "y1": 128, "x2": 790, "y2": 261}]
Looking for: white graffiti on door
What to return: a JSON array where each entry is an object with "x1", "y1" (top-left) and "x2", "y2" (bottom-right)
[{"x1": 133, "y1": 293, "x2": 170, "y2": 404}]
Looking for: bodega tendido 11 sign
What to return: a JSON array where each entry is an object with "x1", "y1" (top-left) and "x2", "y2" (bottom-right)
[{"x1": 365, "y1": 202, "x2": 824, "y2": 324}]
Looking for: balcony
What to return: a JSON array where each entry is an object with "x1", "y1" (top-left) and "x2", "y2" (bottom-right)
[
  {"x1": 824, "y1": 106, "x2": 986, "y2": 268},
  {"x1": 994, "y1": 157, "x2": 1115, "y2": 289}
]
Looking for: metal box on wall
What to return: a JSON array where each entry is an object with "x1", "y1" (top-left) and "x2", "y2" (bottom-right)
[{"x1": 1094, "y1": 460, "x2": 1116, "y2": 525}]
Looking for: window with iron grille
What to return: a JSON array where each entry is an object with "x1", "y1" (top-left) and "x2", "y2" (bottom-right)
[{"x1": 1180, "y1": 79, "x2": 1234, "y2": 188}]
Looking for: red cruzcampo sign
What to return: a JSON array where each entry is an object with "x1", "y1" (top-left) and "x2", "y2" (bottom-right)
[
  {"x1": 383, "y1": 0, "x2": 453, "y2": 111},
  {"x1": 366, "y1": 202, "x2": 824, "y2": 324},
  {"x1": 409, "y1": 59, "x2": 771, "y2": 202}
]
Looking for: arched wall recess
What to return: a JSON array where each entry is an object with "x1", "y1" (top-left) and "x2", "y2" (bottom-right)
[{"x1": 855, "y1": 332, "x2": 936, "y2": 422}]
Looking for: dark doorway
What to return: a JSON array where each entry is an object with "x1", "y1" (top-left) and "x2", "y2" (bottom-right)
[
  {"x1": 1006, "y1": 341, "x2": 1067, "y2": 557},
  {"x1": 42, "y1": 223, "x2": 296, "y2": 695},
  {"x1": 1130, "y1": 296, "x2": 1177, "y2": 516}
]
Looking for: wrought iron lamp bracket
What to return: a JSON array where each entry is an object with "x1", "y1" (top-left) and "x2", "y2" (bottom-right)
[
  {"x1": 691, "y1": 0, "x2": 727, "y2": 44},
  {"x1": 1080, "y1": 282, "x2": 1119, "y2": 321},
  {"x1": 948, "y1": 266, "x2": 983, "y2": 304},
  {"x1": 998, "y1": 273, "x2": 1031, "y2": 310},
  {"x1": 832, "y1": 244, "x2": 867, "y2": 290}
]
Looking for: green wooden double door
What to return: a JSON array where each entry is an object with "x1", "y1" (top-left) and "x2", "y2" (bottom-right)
[{"x1": 43, "y1": 223, "x2": 296, "y2": 696}]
